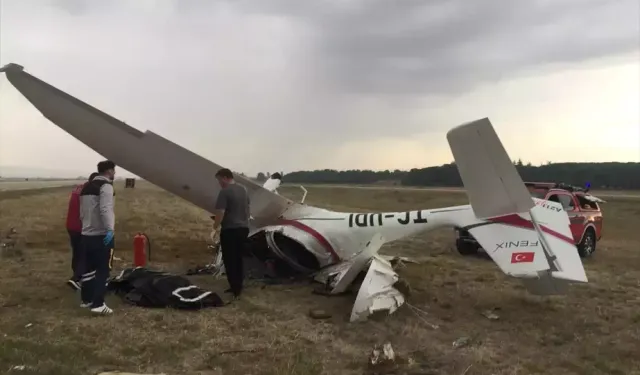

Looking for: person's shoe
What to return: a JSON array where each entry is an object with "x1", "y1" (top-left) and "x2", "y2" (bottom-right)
[
  {"x1": 223, "y1": 293, "x2": 240, "y2": 305},
  {"x1": 67, "y1": 279, "x2": 81, "y2": 291},
  {"x1": 90, "y1": 304, "x2": 113, "y2": 315},
  {"x1": 80, "y1": 302, "x2": 92, "y2": 308}
]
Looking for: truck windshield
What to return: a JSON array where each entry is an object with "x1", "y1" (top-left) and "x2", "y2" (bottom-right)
[{"x1": 529, "y1": 190, "x2": 547, "y2": 199}]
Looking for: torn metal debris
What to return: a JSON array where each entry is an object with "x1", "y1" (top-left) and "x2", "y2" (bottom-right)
[{"x1": 370, "y1": 342, "x2": 396, "y2": 366}]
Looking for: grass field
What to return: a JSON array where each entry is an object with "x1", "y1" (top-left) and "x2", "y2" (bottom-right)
[{"x1": 1, "y1": 182, "x2": 639, "y2": 375}]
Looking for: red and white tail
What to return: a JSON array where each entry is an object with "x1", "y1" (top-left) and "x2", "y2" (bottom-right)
[{"x1": 447, "y1": 119, "x2": 587, "y2": 295}]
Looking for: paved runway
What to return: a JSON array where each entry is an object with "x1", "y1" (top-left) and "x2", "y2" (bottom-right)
[
  {"x1": 0, "y1": 180, "x2": 84, "y2": 192},
  {"x1": 297, "y1": 184, "x2": 640, "y2": 199}
]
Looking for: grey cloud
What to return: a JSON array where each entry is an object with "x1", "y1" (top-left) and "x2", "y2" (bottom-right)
[
  {"x1": 40, "y1": 0, "x2": 640, "y2": 97},
  {"x1": 2, "y1": 0, "x2": 637, "y2": 174},
  {"x1": 46, "y1": 0, "x2": 90, "y2": 15},
  {"x1": 45, "y1": 0, "x2": 114, "y2": 16},
  {"x1": 237, "y1": 0, "x2": 640, "y2": 95}
]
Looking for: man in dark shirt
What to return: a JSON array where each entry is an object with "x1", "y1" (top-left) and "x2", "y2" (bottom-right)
[{"x1": 212, "y1": 168, "x2": 250, "y2": 298}]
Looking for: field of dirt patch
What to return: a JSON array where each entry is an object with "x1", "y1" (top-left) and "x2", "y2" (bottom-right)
[{"x1": 0, "y1": 182, "x2": 638, "y2": 374}]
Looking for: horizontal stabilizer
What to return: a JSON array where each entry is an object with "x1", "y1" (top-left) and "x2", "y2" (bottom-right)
[
  {"x1": 467, "y1": 215, "x2": 551, "y2": 276},
  {"x1": 447, "y1": 118, "x2": 534, "y2": 219},
  {"x1": 466, "y1": 199, "x2": 587, "y2": 295},
  {"x1": 528, "y1": 202, "x2": 588, "y2": 283}
]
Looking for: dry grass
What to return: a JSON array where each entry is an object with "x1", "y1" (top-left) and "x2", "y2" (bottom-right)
[{"x1": 1, "y1": 182, "x2": 639, "y2": 375}]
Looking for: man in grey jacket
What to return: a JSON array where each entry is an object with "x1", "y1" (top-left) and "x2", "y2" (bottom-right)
[
  {"x1": 79, "y1": 160, "x2": 116, "y2": 315},
  {"x1": 212, "y1": 168, "x2": 250, "y2": 299}
]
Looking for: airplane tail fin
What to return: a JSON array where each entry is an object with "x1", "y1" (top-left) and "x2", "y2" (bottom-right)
[{"x1": 447, "y1": 119, "x2": 587, "y2": 294}]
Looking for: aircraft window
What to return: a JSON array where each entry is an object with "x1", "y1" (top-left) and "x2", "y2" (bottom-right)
[{"x1": 557, "y1": 195, "x2": 576, "y2": 211}]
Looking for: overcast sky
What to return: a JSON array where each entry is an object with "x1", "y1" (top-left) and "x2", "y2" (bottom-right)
[{"x1": 1, "y1": 0, "x2": 639, "y2": 177}]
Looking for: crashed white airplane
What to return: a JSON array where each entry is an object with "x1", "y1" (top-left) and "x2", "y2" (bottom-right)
[{"x1": 1, "y1": 63, "x2": 588, "y2": 321}]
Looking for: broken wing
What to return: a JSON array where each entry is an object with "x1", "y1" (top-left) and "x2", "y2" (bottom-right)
[{"x1": 2, "y1": 64, "x2": 291, "y2": 221}]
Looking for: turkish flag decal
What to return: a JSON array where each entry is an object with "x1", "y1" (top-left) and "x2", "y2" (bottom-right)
[{"x1": 511, "y1": 252, "x2": 535, "y2": 263}]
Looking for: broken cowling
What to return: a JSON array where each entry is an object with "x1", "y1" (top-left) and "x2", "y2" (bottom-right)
[
  {"x1": 267, "y1": 223, "x2": 338, "y2": 270},
  {"x1": 243, "y1": 222, "x2": 336, "y2": 276}
]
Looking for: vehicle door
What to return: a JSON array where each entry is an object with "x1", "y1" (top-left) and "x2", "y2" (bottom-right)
[{"x1": 546, "y1": 192, "x2": 582, "y2": 243}]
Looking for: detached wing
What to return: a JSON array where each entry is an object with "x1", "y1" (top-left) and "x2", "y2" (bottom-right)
[{"x1": 2, "y1": 63, "x2": 291, "y2": 221}]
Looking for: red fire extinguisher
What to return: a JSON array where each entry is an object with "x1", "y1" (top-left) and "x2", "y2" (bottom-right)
[{"x1": 133, "y1": 232, "x2": 151, "y2": 268}]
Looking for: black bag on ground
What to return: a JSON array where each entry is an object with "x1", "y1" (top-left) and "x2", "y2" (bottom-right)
[{"x1": 107, "y1": 268, "x2": 224, "y2": 309}]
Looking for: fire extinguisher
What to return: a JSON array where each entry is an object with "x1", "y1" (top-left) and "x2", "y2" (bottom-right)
[{"x1": 133, "y1": 232, "x2": 151, "y2": 268}]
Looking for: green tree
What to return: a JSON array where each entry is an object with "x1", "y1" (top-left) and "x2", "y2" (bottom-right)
[{"x1": 282, "y1": 162, "x2": 640, "y2": 189}]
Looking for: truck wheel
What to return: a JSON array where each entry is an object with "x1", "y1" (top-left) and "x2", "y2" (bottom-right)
[
  {"x1": 577, "y1": 230, "x2": 596, "y2": 258},
  {"x1": 456, "y1": 239, "x2": 479, "y2": 256}
]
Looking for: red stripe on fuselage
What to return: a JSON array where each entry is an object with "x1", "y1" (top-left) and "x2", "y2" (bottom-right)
[
  {"x1": 278, "y1": 219, "x2": 340, "y2": 263},
  {"x1": 488, "y1": 214, "x2": 574, "y2": 244}
]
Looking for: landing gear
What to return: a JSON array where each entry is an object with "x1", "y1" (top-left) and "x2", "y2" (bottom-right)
[
  {"x1": 454, "y1": 228, "x2": 480, "y2": 256},
  {"x1": 456, "y1": 239, "x2": 480, "y2": 256}
]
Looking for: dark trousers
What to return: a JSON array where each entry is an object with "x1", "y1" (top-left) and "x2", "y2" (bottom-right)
[
  {"x1": 68, "y1": 230, "x2": 83, "y2": 282},
  {"x1": 220, "y1": 227, "x2": 249, "y2": 296},
  {"x1": 80, "y1": 235, "x2": 114, "y2": 307}
]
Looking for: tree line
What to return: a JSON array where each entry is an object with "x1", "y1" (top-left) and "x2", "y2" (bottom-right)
[{"x1": 267, "y1": 161, "x2": 640, "y2": 190}]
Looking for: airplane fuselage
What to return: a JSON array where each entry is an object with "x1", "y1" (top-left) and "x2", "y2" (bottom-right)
[
  {"x1": 244, "y1": 196, "x2": 576, "y2": 281},
  {"x1": 245, "y1": 203, "x2": 479, "y2": 275}
]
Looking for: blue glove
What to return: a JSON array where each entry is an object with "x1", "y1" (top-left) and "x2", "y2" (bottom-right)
[{"x1": 104, "y1": 230, "x2": 114, "y2": 246}]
